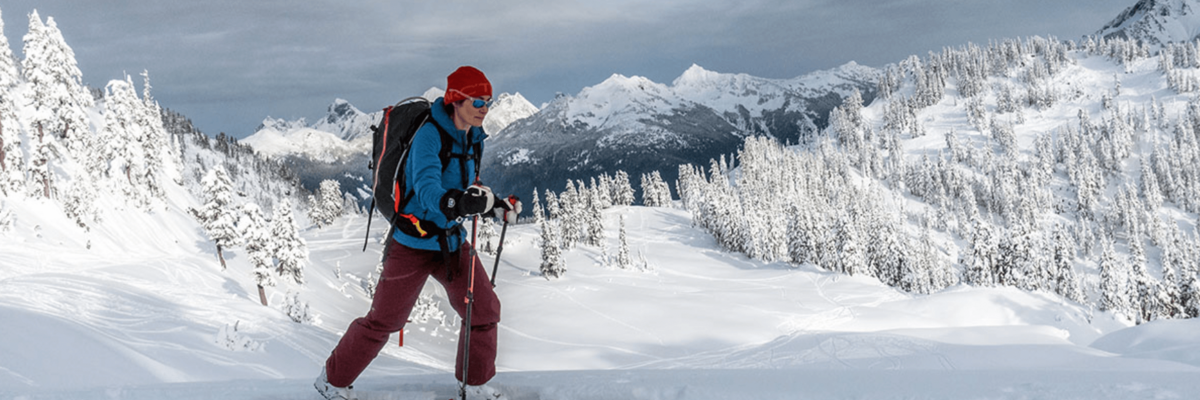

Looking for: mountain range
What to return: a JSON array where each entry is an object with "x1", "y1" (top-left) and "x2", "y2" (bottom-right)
[
  {"x1": 1097, "y1": 0, "x2": 1200, "y2": 48},
  {"x1": 243, "y1": 62, "x2": 879, "y2": 209}
]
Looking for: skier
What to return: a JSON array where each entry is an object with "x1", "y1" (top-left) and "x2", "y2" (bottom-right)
[{"x1": 315, "y1": 66, "x2": 519, "y2": 400}]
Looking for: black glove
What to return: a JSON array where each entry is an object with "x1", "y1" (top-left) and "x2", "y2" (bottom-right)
[
  {"x1": 492, "y1": 195, "x2": 522, "y2": 224},
  {"x1": 440, "y1": 184, "x2": 495, "y2": 220}
]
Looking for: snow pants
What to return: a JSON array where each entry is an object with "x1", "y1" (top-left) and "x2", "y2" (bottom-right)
[{"x1": 324, "y1": 239, "x2": 501, "y2": 387}]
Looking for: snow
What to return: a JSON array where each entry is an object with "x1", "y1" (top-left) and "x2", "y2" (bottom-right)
[
  {"x1": 240, "y1": 124, "x2": 366, "y2": 163},
  {"x1": 240, "y1": 92, "x2": 538, "y2": 161},
  {"x1": 2, "y1": 201, "x2": 1199, "y2": 399}
]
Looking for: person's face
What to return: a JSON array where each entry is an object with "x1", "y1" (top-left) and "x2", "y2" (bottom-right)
[{"x1": 451, "y1": 91, "x2": 491, "y2": 129}]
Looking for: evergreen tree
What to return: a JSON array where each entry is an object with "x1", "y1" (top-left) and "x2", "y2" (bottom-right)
[
  {"x1": 0, "y1": 7, "x2": 23, "y2": 197},
  {"x1": 102, "y1": 76, "x2": 151, "y2": 206},
  {"x1": 962, "y1": 214, "x2": 998, "y2": 286},
  {"x1": 596, "y1": 174, "x2": 613, "y2": 209},
  {"x1": 1128, "y1": 231, "x2": 1166, "y2": 321},
  {"x1": 1052, "y1": 224, "x2": 1085, "y2": 303},
  {"x1": 641, "y1": 170, "x2": 671, "y2": 207},
  {"x1": 240, "y1": 203, "x2": 274, "y2": 306},
  {"x1": 270, "y1": 200, "x2": 308, "y2": 285},
  {"x1": 134, "y1": 70, "x2": 173, "y2": 200},
  {"x1": 22, "y1": 11, "x2": 93, "y2": 157},
  {"x1": 585, "y1": 186, "x2": 605, "y2": 247},
  {"x1": 544, "y1": 189, "x2": 560, "y2": 222},
  {"x1": 1158, "y1": 223, "x2": 1187, "y2": 318},
  {"x1": 307, "y1": 179, "x2": 344, "y2": 228},
  {"x1": 531, "y1": 189, "x2": 544, "y2": 226},
  {"x1": 478, "y1": 216, "x2": 498, "y2": 255},
  {"x1": 617, "y1": 214, "x2": 632, "y2": 269},
  {"x1": 612, "y1": 170, "x2": 635, "y2": 206},
  {"x1": 1140, "y1": 158, "x2": 1163, "y2": 211},
  {"x1": 539, "y1": 208, "x2": 565, "y2": 279},
  {"x1": 193, "y1": 166, "x2": 240, "y2": 269},
  {"x1": 1099, "y1": 238, "x2": 1131, "y2": 321}
]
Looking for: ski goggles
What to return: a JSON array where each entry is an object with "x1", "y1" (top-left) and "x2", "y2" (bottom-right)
[{"x1": 450, "y1": 89, "x2": 494, "y2": 109}]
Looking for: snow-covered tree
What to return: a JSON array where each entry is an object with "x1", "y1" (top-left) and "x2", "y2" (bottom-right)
[
  {"x1": 240, "y1": 203, "x2": 274, "y2": 306},
  {"x1": 617, "y1": 214, "x2": 632, "y2": 269},
  {"x1": 640, "y1": 170, "x2": 672, "y2": 207},
  {"x1": 307, "y1": 179, "x2": 344, "y2": 228},
  {"x1": 531, "y1": 189, "x2": 544, "y2": 226},
  {"x1": 133, "y1": 70, "x2": 173, "y2": 200},
  {"x1": 0, "y1": 7, "x2": 23, "y2": 197},
  {"x1": 539, "y1": 208, "x2": 565, "y2": 279},
  {"x1": 611, "y1": 170, "x2": 635, "y2": 207},
  {"x1": 585, "y1": 186, "x2": 605, "y2": 248},
  {"x1": 270, "y1": 200, "x2": 308, "y2": 285},
  {"x1": 22, "y1": 11, "x2": 93, "y2": 157},
  {"x1": 1098, "y1": 238, "x2": 1131, "y2": 321},
  {"x1": 1051, "y1": 224, "x2": 1085, "y2": 303},
  {"x1": 193, "y1": 166, "x2": 240, "y2": 269},
  {"x1": 962, "y1": 214, "x2": 998, "y2": 286},
  {"x1": 478, "y1": 216, "x2": 498, "y2": 255},
  {"x1": 560, "y1": 180, "x2": 581, "y2": 250}
]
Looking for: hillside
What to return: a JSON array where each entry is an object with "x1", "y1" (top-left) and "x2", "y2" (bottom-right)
[{"x1": 5, "y1": 1, "x2": 1200, "y2": 399}]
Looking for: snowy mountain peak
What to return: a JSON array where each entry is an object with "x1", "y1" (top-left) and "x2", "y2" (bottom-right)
[
  {"x1": 484, "y1": 92, "x2": 539, "y2": 136},
  {"x1": 1098, "y1": 0, "x2": 1200, "y2": 48}
]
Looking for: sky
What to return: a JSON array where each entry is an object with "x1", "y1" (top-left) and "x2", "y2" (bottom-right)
[{"x1": 0, "y1": 0, "x2": 1137, "y2": 139}]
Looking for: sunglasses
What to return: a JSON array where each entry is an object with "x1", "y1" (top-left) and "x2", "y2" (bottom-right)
[{"x1": 450, "y1": 89, "x2": 494, "y2": 108}]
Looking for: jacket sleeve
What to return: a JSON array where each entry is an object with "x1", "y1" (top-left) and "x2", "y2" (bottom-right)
[{"x1": 409, "y1": 123, "x2": 449, "y2": 217}]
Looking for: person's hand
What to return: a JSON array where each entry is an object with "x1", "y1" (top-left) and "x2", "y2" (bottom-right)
[
  {"x1": 440, "y1": 184, "x2": 495, "y2": 220},
  {"x1": 492, "y1": 195, "x2": 522, "y2": 224}
]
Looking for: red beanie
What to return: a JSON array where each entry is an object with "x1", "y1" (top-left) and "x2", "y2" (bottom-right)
[{"x1": 445, "y1": 66, "x2": 492, "y2": 104}]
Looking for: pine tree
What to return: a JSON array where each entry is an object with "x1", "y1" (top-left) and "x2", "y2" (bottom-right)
[
  {"x1": 22, "y1": 11, "x2": 93, "y2": 157},
  {"x1": 193, "y1": 166, "x2": 240, "y2": 269},
  {"x1": 617, "y1": 214, "x2": 632, "y2": 269},
  {"x1": 308, "y1": 179, "x2": 344, "y2": 228},
  {"x1": 271, "y1": 200, "x2": 308, "y2": 285},
  {"x1": 102, "y1": 76, "x2": 151, "y2": 206},
  {"x1": 478, "y1": 216, "x2": 498, "y2": 255},
  {"x1": 0, "y1": 7, "x2": 23, "y2": 197},
  {"x1": 560, "y1": 180, "x2": 581, "y2": 250},
  {"x1": 539, "y1": 209, "x2": 565, "y2": 279},
  {"x1": 1158, "y1": 223, "x2": 1188, "y2": 318},
  {"x1": 962, "y1": 214, "x2": 998, "y2": 286},
  {"x1": 544, "y1": 189, "x2": 560, "y2": 222},
  {"x1": 1052, "y1": 225, "x2": 1085, "y2": 303},
  {"x1": 612, "y1": 170, "x2": 635, "y2": 206},
  {"x1": 1099, "y1": 239, "x2": 1131, "y2": 321},
  {"x1": 134, "y1": 70, "x2": 173, "y2": 200},
  {"x1": 240, "y1": 203, "x2": 274, "y2": 306},
  {"x1": 585, "y1": 186, "x2": 605, "y2": 247},
  {"x1": 531, "y1": 189, "x2": 544, "y2": 226}
]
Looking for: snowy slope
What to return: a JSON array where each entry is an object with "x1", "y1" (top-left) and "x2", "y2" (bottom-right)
[{"x1": 2, "y1": 205, "x2": 1199, "y2": 399}]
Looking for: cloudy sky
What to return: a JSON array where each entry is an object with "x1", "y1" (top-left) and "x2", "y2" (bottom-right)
[{"x1": 1, "y1": 0, "x2": 1135, "y2": 139}]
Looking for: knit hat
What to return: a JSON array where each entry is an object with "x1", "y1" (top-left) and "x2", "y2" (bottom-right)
[{"x1": 444, "y1": 66, "x2": 492, "y2": 104}]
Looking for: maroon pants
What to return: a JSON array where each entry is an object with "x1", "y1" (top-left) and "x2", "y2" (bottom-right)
[{"x1": 324, "y1": 239, "x2": 501, "y2": 387}]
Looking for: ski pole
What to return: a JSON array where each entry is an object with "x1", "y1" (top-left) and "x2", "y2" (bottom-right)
[
  {"x1": 490, "y1": 220, "x2": 508, "y2": 288},
  {"x1": 459, "y1": 209, "x2": 480, "y2": 400}
]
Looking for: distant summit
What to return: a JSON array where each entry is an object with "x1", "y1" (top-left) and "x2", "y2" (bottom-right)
[{"x1": 1097, "y1": 0, "x2": 1200, "y2": 48}]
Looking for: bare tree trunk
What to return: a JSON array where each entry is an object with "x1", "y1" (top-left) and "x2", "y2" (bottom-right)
[
  {"x1": 0, "y1": 118, "x2": 6, "y2": 172},
  {"x1": 258, "y1": 285, "x2": 268, "y2": 306},
  {"x1": 216, "y1": 244, "x2": 227, "y2": 270},
  {"x1": 38, "y1": 123, "x2": 49, "y2": 198}
]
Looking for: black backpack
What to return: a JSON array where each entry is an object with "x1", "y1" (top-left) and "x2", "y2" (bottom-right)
[{"x1": 363, "y1": 97, "x2": 482, "y2": 250}]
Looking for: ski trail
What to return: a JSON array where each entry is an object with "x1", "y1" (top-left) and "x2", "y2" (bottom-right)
[{"x1": 498, "y1": 323, "x2": 664, "y2": 360}]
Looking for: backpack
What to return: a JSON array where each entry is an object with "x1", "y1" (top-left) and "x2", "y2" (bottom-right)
[{"x1": 363, "y1": 97, "x2": 483, "y2": 250}]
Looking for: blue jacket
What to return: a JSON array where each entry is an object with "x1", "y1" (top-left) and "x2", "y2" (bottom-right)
[{"x1": 391, "y1": 97, "x2": 487, "y2": 252}]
